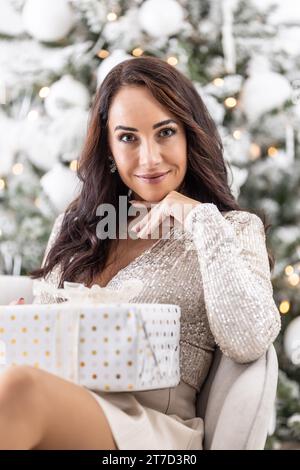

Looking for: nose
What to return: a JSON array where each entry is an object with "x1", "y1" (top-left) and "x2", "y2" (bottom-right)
[{"x1": 138, "y1": 141, "x2": 163, "y2": 167}]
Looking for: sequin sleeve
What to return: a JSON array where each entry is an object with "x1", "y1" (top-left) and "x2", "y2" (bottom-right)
[{"x1": 184, "y1": 203, "x2": 281, "y2": 363}]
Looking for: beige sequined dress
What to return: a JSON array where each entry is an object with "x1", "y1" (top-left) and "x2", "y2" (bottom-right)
[{"x1": 33, "y1": 203, "x2": 281, "y2": 450}]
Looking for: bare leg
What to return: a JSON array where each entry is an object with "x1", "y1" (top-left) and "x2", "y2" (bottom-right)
[{"x1": 0, "y1": 365, "x2": 117, "y2": 450}]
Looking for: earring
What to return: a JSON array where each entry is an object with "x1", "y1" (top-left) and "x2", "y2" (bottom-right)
[
  {"x1": 108, "y1": 155, "x2": 117, "y2": 173},
  {"x1": 128, "y1": 188, "x2": 133, "y2": 198}
]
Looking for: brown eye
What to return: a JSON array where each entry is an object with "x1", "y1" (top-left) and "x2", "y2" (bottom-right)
[
  {"x1": 119, "y1": 134, "x2": 136, "y2": 143},
  {"x1": 159, "y1": 127, "x2": 176, "y2": 138}
]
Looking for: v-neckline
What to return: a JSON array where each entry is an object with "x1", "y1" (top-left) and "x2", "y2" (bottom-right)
[{"x1": 98, "y1": 225, "x2": 176, "y2": 289}]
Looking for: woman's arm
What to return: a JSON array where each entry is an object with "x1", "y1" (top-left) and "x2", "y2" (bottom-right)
[{"x1": 184, "y1": 203, "x2": 281, "y2": 363}]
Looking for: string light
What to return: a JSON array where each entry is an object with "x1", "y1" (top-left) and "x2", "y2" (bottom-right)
[
  {"x1": 285, "y1": 265, "x2": 294, "y2": 276},
  {"x1": 279, "y1": 300, "x2": 290, "y2": 314},
  {"x1": 268, "y1": 146, "x2": 278, "y2": 157},
  {"x1": 27, "y1": 110, "x2": 39, "y2": 121},
  {"x1": 224, "y1": 97, "x2": 237, "y2": 108},
  {"x1": 213, "y1": 78, "x2": 224, "y2": 86},
  {"x1": 69, "y1": 160, "x2": 78, "y2": 172},
  {"x1": 39, "y1": 87, "x2": 50, "y2": 98},
  {"x1": 0, "y1": 178, "x2": 5, "y2": 190},
  {"x1": 97, "y1": 49, "x2": 109, "y2": 59},
  {"x1": 12, "y1": 163, "x2": 23, "y2": 175},
  {"x1": 132, "y1": 47, "x2": 143, "y2": 57},
  {"x1": 107, "y1": 12, "x2": 117, "y2": 21},
  {"x1": 34, "y1": 197, "x2": 41, "y2": 208},
  {"x1": 233, "y1": 129, "x2": 242, "y2": 139},
  {"x1": 249, "y1": 143, "x2": 261, "y2": 160},
  {"x1": 288, "y1": 273, "x2": 300, "y2": 286},
  {"x1": 167, "y1": 56, "x2": 178, "y2": 66}
]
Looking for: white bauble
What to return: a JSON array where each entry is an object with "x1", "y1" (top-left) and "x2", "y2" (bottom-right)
[
  {"x1": 227, "y1": 164, "x2": 248, "y2": 199},
  {"x1": 22, "y1": 0, "x2": 75, "y2": 42},
  {"x1": 97, "y1": 49, "x2": 132, "y2": 86},
  {"x1": 0, "y1": 114, "x2": 20, "y2": 175},
  {"x1": 41, "y1": 163, "x2": 81, "y2": 213},
  {"x1": 0, "y1": 0, "x2": 24, "y2": 36},
  {"x1": 202, "y1": 93, "x2": 225, "y2": 125},
  {"x1": 45, "y1": 75, "x2": 90, "y2": 119},
  {"x1": 284, "y1": 317, "x2": 300, "y2": 365},
  {"x1": 49, "y1": 109, "x2": 89, "y2": 161},
  {"x1": 268, "y1": 0, "x2": 300, "y2": 25},
  {"x1": 138, "y1": 0, "x2": 184, "y2": 38},
  {"x1": 240, "y1": 72, "x2": 292, "y2": 123}
]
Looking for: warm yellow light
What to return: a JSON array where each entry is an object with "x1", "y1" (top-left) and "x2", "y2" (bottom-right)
[
  {"x1": 12, "y1": 163, "x2": 23, "y2": 175},
  {"x1": 69, "y1": 160, "x2": 78, "y2": 172},
  {"x1": 39, "y1": 87, "x2": 50, "y2": 98},
  {"x1": 34, "y1": 197, "x2": 41, "y2": 208},
  {"x1": 0, "y1": 178, "x2": 5, "y2": 190},
  {"x1": 285, "y1": 265, "x2": 294, "y2": 276},
  {"x1": 288, "y1": 273, "x2": 300, "y2": 286},
  {"x1": 27, "y1": 110, "x2": 39, "y2": 121},
  {"x1": 167, "y1": 56, "x2": 178, "y2": 66},
  {"x1": 268, "y1": 146, "x2": 278, "y2": 157},
  {"x1": 97, "y1": 49, "x2": 109, "y2": 59},
  {"x1": 279, "y1": 300, "x2": 290, "y2": 314},
  {"x1": 213, "y1": 78, "x2": 224, "y2": 86},
  {"x1": 132, "y1": 47, "x2": 144, "y2": 57},
  {"x1": 249, "y1": 143, "x2": 261, "y2": 160},
  {"x1": 107, "y1": 12, "x2": 117, "y2": 21},
  {"x1": 224, "y1": 97, "x2": 237, "y2": 108},
  {"x1": 233, "y1": 129, "x2": 242, "y2": 140}
]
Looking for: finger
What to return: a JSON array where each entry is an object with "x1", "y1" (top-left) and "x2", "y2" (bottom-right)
[
  {"x1": 129, "y1": 200, "x2": 158, "y2": 208},
  {"x1": 131, "y1": 204, "x2": 158, "y2": 234},
  {"x1": 9, "y1": 297, "x2": 25, "y2": 306},
  {"x1": 137, "y1": 207, "x2": 165, "y2": 239}
]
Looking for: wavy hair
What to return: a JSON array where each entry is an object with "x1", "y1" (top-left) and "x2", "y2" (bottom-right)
[{"x1": 30, "y1": 56, "x2": 274, "y2": 286}]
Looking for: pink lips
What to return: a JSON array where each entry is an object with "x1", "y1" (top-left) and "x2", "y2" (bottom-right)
[{"x1": 135, "y1": 170, "x2": 171, "y2": 184}]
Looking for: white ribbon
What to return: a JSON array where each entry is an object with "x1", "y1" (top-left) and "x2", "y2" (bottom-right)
[{"x1": 33, "y1": 279, "x2": 144, "y2": 304}]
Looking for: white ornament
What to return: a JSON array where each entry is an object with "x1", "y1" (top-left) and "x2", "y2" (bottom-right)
[
  {"x1": 22, "y1": 0, "x2": 75, "y2": 42},
  {"x1": 0, "y1": 0, "x2": 24, "y2": 36},
  {"x1": 226, "y1": 164, "x2": 248, "y2": 199},
  {"x1": 240, "y1": 71, "x2": 292, "y2": 123},
  {"x1": 49, "y1": 109, "x2": 89, "y2": 161},
  {"x1": 267, "y1": 0, "x2": 300, "y2": 25},
  {"x1": 138, "y1": 0, "x2": 184, "y2": 38},
  {"x1": 221, "y1": 0, "x2": 239, "y2": 74},
  {"x1": 284, "y1": 317, "x2": 300, "y2": 365},
  {"x1": 97, "y1": 49, "x2": 132, "y2": 86},
  {"x1": 41, "y1": 163, "x2": 82, "y2": 213},
  {"x1": 0, "y1": 114, "x2": 20, "y2": 176},
  {"x1": 45, "y1": 75, "x2": 90, "y2": 118}
]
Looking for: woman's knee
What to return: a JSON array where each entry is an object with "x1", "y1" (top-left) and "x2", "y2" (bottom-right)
[{"x1": 0, "y1": 365, "x2": 40, "y2": 407}]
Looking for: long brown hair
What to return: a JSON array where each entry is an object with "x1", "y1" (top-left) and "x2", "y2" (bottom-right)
[{"x1": 30, "y1": 56, "x2": 274, "y2": 286}]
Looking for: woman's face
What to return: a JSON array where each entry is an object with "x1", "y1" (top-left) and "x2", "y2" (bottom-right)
[{"x1": 107, "y1": 85, "x2": 187, "y2": 202}]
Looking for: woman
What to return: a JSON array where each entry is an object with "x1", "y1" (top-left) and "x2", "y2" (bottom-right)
[{"x1": 4, "y1": 56, "x2": 281, "y2": 450}]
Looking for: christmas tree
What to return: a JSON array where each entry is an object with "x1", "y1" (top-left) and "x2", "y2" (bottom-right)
[{"x1": 1, "y1": 0, "x2": 300, "y2": 449}]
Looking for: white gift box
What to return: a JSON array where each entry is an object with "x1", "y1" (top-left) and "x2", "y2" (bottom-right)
[{"x1": 0, "y1": 302, "x2": 181, "y2": 392}]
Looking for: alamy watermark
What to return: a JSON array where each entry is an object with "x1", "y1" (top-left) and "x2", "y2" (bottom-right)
[{"x1": 95, "y1": 196, "x2": 197, "y2": 250}]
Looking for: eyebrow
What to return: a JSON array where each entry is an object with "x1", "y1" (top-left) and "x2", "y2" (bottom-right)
[{"x1": 114, "y1": 119, "x2": 178, "y2": 132}]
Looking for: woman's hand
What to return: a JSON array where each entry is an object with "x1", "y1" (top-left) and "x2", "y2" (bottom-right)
[
  {"x1": 9, "y1": 297, "x2": 25, "y2": 305},
  {"x1": 129, "y1": 190, "x2": 201, "y2": 239}
]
